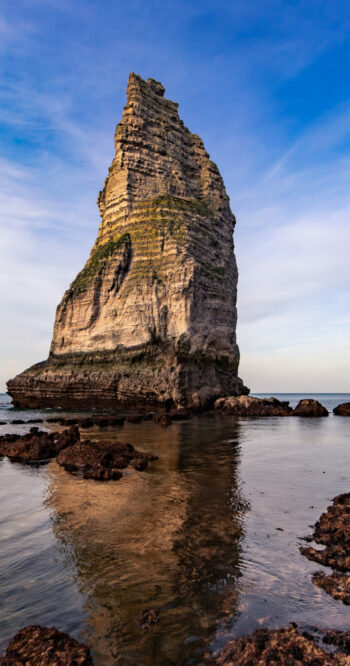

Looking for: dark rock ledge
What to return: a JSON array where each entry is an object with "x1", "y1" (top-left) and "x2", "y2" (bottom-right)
[
  {"x1": 0, "y1": 426, "x2": 156, "y2": 481},
  {"x1": 0, "y1": 625, "x2": 92, "y2": 665}
]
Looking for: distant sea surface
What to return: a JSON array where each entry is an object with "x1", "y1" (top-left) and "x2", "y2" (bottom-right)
[{"x1": 0, "y1": 392, "x2": 349, "y2": 664}]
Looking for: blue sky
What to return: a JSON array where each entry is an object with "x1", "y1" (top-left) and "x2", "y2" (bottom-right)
[{"x1": 1, "y1": 0, "x2": 350, "y2": 392}]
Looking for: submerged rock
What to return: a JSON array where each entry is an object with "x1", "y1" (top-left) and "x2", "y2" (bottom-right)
[
  {"x1": 214, "y1": 395, "x2": 292, "y2": 417},
  {"x1": 56, "y1": 439, "x2": 157, "y2": 480},
  {"x1": 215, "y1": 625, "x2": 350, "y2": 665},
  {"x1": 0, "y1": 625, "x2": 92, "y2": 665},
  {"x1": 301, "y1": 493, "x2": 350, "y2": 604},
  {"x1": 0, "y1": 426, "x2": 80, "y2": 462},
  {"x1": 139, "y1": 608, "x2": 160, "y2": 631},
  {"x1": 7, "y1": 73, "x2": 248, "y2": 411},
  {"x1": 334, "y1": 403, "x2": 350, "y2": 416},
  {"x1": 293, "y1": 399, "x2": 328, "y2": 417}
]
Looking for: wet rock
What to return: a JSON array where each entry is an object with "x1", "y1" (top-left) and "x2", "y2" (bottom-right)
[
  {"x1": 334, "y1": 403, "x2": 350, "y2": 416},
  {"x1": 139, "y1": 608, "x2": 160, "y2": 631},
  {"x1": 11, "y1": 419, "x2": 25, "y2": 424},
  {"x1": 56, "y1": 439, "x2": 157, "y2": 481},
  {"x1": 301, "y1": 493, "x2": 350, "y2": 604},
  {"x1": 168, "y1": 407, "x2": 191, "y2": 420},
  {"x1": 153, "y1": 413, "x2": 172, "y2": 427},
  {"x1": 300, "y1": 493, "x2": 350, "y2": 571},
  {"x1": 214, "y1": 395, "x2": 292, "y2": 417},
  {"x1": 0, "y1": 624, "x2": 92, "y2": 665},
  {"x1": 321, "y1": 629, "x2": 350, "y2": 654},
  {"x1": 215, "y1": 625, "x2": 350, "y2": 665},
  {"x1": 293, "y1": 399, "x2": 328, "y2": 417},
  {"x1": 0, "y1": 426, "x2": 80, "y2": 463},
  {"x1": 312, "y1": 571, "x2": 350, "y2": 605},
  {"x1": 27, "y1": 418, "x2": 44, "y2": 423}
]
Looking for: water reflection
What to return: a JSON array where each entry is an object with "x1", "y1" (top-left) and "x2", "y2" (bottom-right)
[{"x1": 45, "y1": 418, "x2": 248, "y2": 665}]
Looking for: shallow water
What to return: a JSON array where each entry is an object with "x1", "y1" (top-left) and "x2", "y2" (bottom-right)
[{"x1": 0, "y1": 393, "x2": 349, "y2": 664}]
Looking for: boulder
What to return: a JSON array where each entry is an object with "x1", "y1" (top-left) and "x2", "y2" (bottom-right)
[
  {"x1": 214, "y1": 395, "x2": 292, "y2": 417},
  {"x1": 0, "y1": 426, "x2": 80, "y2": 463},
  {"x1": 334, "y1": 403, "x2": 350, "y2": 416},
  {"x1": 56, "y1": 439, "x2": 157, "y2": 481},
  {"x1": 293, "y1": 399, "x2": 328, "y2": 417}
]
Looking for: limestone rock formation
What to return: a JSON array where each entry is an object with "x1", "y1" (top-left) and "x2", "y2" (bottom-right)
[{"x1": 7, "y1": 73, "x2": 247, "y2": 410}]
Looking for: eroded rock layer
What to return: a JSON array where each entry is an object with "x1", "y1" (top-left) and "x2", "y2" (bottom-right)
[{"x1": 7, "y1": 73, "x2": 247, "y2": 409}]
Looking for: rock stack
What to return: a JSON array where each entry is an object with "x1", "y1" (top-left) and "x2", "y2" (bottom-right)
[{"x1": 7, "y1": 73, "x2": 247, "y2": 410}]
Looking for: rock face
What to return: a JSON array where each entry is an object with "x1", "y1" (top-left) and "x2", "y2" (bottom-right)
[
  {"x1": 0, "y1": 625, "x2": 93, "y2": 665},
  {"x1": 7, "y1": 73, "x2": 247, "y2": 410}
]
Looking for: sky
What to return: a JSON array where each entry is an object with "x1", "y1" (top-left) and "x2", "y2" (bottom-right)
[{"x1": 1, "y1": 0, "x2": 350, "y2": 393}]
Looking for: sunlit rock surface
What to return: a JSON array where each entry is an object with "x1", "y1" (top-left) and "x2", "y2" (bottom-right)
[{"x1": 7, "y1": 73, "x2": 247, "y2": 410}]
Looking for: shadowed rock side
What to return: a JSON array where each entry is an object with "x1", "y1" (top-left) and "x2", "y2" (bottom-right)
[
  {"x1": 301, "y1": 493, "x2": 350, "y2": 604},
  {"x1": 215, "y1": 625, "x2": 350, "y2": 665},
  {"x1": 0, "y1": 625, "x2": 93, "y2": 665},
  {"x1": 7, "y1": 73, "x2": 247, "y2": 410}
]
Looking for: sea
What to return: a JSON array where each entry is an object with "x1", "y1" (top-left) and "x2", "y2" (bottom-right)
[{"x1": 0, "y1": 392, "x2": 349, "y2": 664}]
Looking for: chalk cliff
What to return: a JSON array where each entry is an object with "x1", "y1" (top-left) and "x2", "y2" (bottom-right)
[{"x1": 7, "y1": 73, "x2": 248, "y2": 409}]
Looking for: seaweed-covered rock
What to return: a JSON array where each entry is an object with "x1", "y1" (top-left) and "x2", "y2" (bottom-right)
[
  {"x1": 0, "y1": 426, "x2": 80, "y2": 462},
  {"x1": 334, "y1": 403, "x2": 350, "y2": 416},
  {"x1": 0, "y1": 625, "x2": 92, "y2": 665},
  {"x1": 301, "y1": 493, "x2": 350, "y2": 604},
  {"x1": 293, "y1": 399, "x2": 328, "y2": 417},
  {"x1": 312, "y1": 571, "x2": 350, "y2": 605},
  {"x1": 215, "y1": 625, "x2": 350, "y2": 665},
  {"x1": 301, "y1": 493, "x2": 350, "y2": 571},
  {"x1": 214, "y1": 395, "x2": 292, "y2": 417},
  {"x1": 56, "y1": 439, "x2": 157, "y2": 480}
]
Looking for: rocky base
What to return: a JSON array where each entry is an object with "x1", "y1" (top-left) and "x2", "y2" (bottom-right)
[
  {"x1": 56, "y1": 439, "x2": 157, "y2": 480},
  {"x1": 215, "y1": 625, "x2": 350, "y2": 665},
  {"x1": 293, "y1": 399, "x2": 328, "y2": 417},
  {"x1": 0, "y1": 426, "x2": 80, "y2": 462},
  {"x1": 0, "y1": 625, "x2": 92, "y2": 665},
  {"x1": 301, "y1": 493, "x2": 350, "y2": 604},
  {"x1": 7, "y1": 352, "x2": 248, "y2": 411},
  {"x1": 334, "y1": 403, "x2": 350, "y2": 416}
]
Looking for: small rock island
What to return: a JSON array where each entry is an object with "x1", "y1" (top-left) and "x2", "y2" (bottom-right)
[{"x1": 7, "y1": 73, "x2": 247, "y2": 410}]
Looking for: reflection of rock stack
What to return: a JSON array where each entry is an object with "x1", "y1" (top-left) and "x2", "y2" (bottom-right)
[
  {"x1": 8, "y1": 73, "x2": 247, "y2": 410},
  {"x1": 45, "y1": 420, "x2": 248, "y2": 665}
]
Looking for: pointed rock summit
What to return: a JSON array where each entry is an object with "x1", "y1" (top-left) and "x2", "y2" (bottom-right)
[{"x1": 8, "y1": 73, "x2": 248, "y2": 410}]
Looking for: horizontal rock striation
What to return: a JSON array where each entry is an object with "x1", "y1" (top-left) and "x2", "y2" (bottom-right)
[{"x1": 7, "y1": 73, "x2": 247, "y2": 410}]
